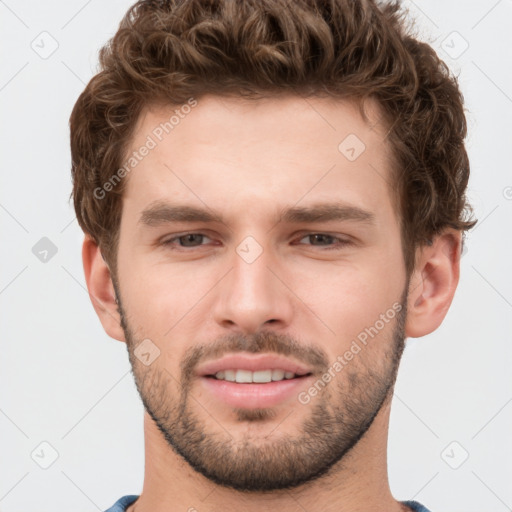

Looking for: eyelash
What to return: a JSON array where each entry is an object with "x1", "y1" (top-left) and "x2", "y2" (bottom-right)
[{"x1": 160, "y1": 233, "x2": 353, "y2": 251}]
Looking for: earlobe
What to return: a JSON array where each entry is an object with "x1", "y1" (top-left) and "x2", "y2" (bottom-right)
[
  {"x1": 404, "y1": 229, "x2": 461, "y2": 339},
  {"x1": 82, "y1": 235, "x2": 126, "y2": 342}
]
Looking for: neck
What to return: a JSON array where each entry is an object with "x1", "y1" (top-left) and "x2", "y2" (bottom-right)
[{"x1": 127, "y1": 395, "x2": 405, "y2": 512}]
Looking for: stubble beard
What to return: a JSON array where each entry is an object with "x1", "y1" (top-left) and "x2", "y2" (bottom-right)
[{"x1": 116, "y1": 284, "x2": 408, "y2": 492}]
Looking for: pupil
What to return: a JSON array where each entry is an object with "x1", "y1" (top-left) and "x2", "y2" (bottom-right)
[
  {"x1": 182, "y1": 234, "x2": 201, "y2": 246},
  {"x1": 313, "y1": 234, "x2": 330, "y2": 245}
]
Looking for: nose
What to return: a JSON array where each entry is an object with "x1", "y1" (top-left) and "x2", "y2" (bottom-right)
[{"x1": 212, "y1": 240, "x2": 294, "y2": 334}]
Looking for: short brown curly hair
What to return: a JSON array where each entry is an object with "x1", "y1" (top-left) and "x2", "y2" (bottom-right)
[{"x1": 70, "y1": 0, "x2": 477, "y2": 279}]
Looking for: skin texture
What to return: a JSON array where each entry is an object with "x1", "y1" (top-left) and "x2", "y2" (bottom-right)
[{"x1": 83, "y1": 95, "x2": 461, "y2": 512}]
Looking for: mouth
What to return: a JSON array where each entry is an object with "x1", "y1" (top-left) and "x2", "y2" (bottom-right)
[
  {"x1": 196, "y1": 352, "x2": 313, "y2": 378},
  {"x1": 196, "y1": 353, "x2": 315, "y2": 409},
  {"x1": 205, "y1": 369, "x2": 313, "y2": 383}
]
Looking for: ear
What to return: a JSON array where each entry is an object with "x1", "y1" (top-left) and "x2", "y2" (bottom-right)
[
  {"x1": 405, "y1": 229, "x2": 462, "y2": 338},
  {"x1": 82, "y1": 235, "x2": 126, "y2": 342}
]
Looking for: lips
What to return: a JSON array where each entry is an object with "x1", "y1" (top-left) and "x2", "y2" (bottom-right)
[
  {"x1": 195, "y1": 353, "x2": 313, "y2": 378},
  {"x1": 195, "y1": 353, "x2": 316, "y2": 409},
  {"x1": 196, "y1": 353, "x2": 314, "y2": 409}
]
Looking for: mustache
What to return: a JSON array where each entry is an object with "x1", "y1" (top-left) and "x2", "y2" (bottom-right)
[{"x1": 180, "y1": 330, "x2": 329, "y2": 381}]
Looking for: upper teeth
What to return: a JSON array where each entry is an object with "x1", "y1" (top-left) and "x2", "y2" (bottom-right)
[{"x1": 214, "y1": 369, "x2": 297, "y2": 383}]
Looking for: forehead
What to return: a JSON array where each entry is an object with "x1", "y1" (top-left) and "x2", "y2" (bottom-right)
[{"x1": 121, "y1": 94, "x2": 396, "y2": 226}]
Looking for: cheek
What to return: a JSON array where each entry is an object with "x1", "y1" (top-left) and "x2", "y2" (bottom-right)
[
  {"x1": 284, "y1": 252, "x2": 404, "y2": 344},
  {"x1": 118, "y1": 257, "x2": 214, "y2": 335}
]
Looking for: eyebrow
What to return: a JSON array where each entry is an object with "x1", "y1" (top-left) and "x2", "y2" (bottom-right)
[{"x1": 138, "y1": 200, "x2": 376, "y2": 227}]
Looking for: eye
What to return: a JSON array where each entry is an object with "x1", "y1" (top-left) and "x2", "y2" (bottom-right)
[
  {"x1": 159, "y1": 232, "x2": 353, "y2": 251},
  {"x1": 161, "y1": 233, "x2": 213, "y2": 248},
  {"x1": 296, "y1": 233, "x2": 353, "y2": 250}
]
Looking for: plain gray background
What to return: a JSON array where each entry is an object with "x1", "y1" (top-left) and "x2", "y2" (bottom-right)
[{"x1": 1, "y1": 1, "x2": 511, "y2": 511}]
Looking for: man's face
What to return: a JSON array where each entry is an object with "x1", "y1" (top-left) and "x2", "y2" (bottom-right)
[{"x1": 114, "y1": 95, "x2": 409, "y2": 491}]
